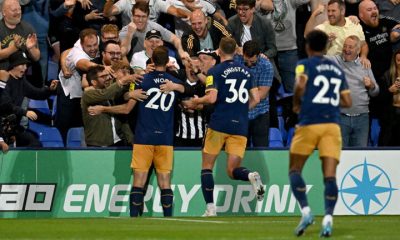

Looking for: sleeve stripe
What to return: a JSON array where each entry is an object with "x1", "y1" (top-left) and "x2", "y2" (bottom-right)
[
  {"x1": 213, "y1": 21, "x2": 231, "y2": 37},
  {"x1": 0, "y1": 81, "x2": 6, "y2": 89}
]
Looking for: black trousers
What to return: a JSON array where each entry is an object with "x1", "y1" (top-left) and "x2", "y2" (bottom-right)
[{"x1": 247, "y1": 112, "x2": 270, "y2": 147}]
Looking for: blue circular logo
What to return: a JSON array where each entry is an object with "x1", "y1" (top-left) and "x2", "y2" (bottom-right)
[{"x1": 340, "y1": 160, "x2": 396, "y2": 215}]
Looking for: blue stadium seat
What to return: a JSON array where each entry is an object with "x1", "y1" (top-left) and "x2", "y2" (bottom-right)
[
  {"x1": 29, "y1": 121, "x2": 64, "y2": 147},
  {"x1": 369, "y1": 118, "x2": 380, "y2": 147},
  {"x1": 269, "y1": 128, "x2": 284, "y2": 147},
  {"x1": 286, "y1": 127, "x2": 295, "y2": 146},
  {"x1": 66, "y1": 127, "x2": 84, "y2": 147},
  {"x1": 278, "y1": 116, "x2": 287, "y2": 143},
  {"x1": 28, "y1": 99, "x2": 51, "y2": 115},
  {"x1": 47, "y1": 60, "x2": 59, "y2": 81}
]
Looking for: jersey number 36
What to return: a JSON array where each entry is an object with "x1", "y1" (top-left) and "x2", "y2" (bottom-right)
[{"x1": 225, "y1": 79, "x2": 249, "y2": 104}]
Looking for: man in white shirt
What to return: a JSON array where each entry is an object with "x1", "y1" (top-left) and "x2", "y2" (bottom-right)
[
  {"x1": 56, "y1": 28, "x2": 104, "y2": 143},
  {"x1": 130, "y1": 29, "x2": 179, "y2": 71}
]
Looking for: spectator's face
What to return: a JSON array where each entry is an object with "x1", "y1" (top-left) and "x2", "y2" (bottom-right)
[
  {"x1": 2, "y1": 0, "x2": 21, "y2": 26},
  {"x1": 327, "y1": 3, "x2": 344, "y2": 26},
  {"x1": 114, "y1": 68, "x2": 130, "y2": 79},
  {"x1": 133, "y1": 9, "x2": 149, "y2": 31},
  {"x1": 101, "y1": 32, "x2": 119, "y2": 43},
  {"x1": 94, "y1": 70, "x2": 112, "y2": 89},
  {"x1": 145, "y1": 37, "x2": 163, "y2": 53},
  {"x1": 82, "y1": 35, "x2": 99, "y2": 58},
  {"x1": 236, "y1": 4, "x2": 255, "y2": 25},
  {"x1": 191, "y1": 13, "x2": 208, "y2": 38},
  {"x1": 102, "y1": 43, "x2": 122, "y2": 66},
  {"x1": 243, "y1": 54, "x2": 257, "y2": 67},
  {"x1": 11, "y1": 64, "x2": 27, "y2": 78},
  {"x1": 198, "y1": 54, "x2": 216, "y2": 73},
  {"x1": 359, "y1": 1, "x2": 379, "y2": 28},
  {"x1": 342, "y1": 38, "x2": 359, "y2": 62},
  {"x1": 186, "y1": 58, "x2": 200, "y2": 79}
]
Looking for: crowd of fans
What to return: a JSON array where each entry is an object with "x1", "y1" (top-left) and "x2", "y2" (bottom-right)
[{"x1": 0, "y1": 0, "x2": 400, "y2": 152}]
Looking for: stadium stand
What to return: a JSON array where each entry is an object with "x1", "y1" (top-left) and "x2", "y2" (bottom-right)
[
  {"x1": 66, "y1": 127, "x2": 85, "y2": 147},
  {"x1": 269, "y1": 128, "x2": 284, "y2": 147},
  {"x1": 29, "y1": 121, "x2": 64, "y2": 147}
]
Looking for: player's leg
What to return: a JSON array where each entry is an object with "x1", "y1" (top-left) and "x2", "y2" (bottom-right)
[
  {"x1": 154, "y1": 146, "x2": 174, "y2": 217},
  {"x1": 225, "y1": 135, "x2": 265, "y2": 201},
  {"x1": 289, "y1": 125, "x2": 318, "y2": 236},
  {"x1": 201, "y1": 129, "x2": 224, "y2": 216},
  {"x1": 318, "y1": 123, "x2": 342, "y2": 237},
  {"x1": 130, "y1": 144, "x2": 153, "y2": 217}
]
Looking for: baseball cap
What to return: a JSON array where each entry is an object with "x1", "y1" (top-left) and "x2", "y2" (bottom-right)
[
  {"x1": 8, "y1": 51, "x2": 30, "y2": 70},
  {"x1": 145, "y1": 29, "x2": 162, "y2": 40}
]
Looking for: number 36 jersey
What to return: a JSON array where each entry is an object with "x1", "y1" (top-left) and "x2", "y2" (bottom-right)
[
  {"x1": 134, "y1": 71, "x2": 181, "y2": 146},
  {"x1": 206, "y1": 60, "x2": 255, "y2": 136},
  {"x1": 296, "y1": 56, "x2": 350, "y2": 126}
]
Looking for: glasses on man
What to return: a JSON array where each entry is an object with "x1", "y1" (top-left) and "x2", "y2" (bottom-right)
[
  {"x1": 97, "y1": 74, "x2": 112, "y2": 80},
  {"x1": 104, "y1": 51, "x2": 122, "y2": 57}
]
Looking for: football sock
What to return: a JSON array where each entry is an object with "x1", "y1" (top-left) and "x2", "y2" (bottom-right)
[
  {"x1": 161, "y1": 189, "x2": 174, "y2": 217},
  {"x1": 130, "y1": 186, "x2": 144, "y2": 217},
  {"x1": 289, "y1": 170, "x2": 309, "y2": 208},
  {"x1": 201, "y1": 169, "x2": 214, "y2": 204},
  {"x1": 324, "y1": 177, "x2": 338, "y2": 215},
  {"x1": 232, "y1": 167, "x2": 250, "y2": 181}
]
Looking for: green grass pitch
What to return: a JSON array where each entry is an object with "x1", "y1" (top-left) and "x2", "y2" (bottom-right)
[{"x1": 0, "y1": 216, "x2": 399, "y2": 239}]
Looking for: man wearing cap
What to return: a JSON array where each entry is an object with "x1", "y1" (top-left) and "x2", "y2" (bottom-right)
[
  {"x1": 0, "y1": 0, "x2": 40, "y2": 70},
  {"x1": 182, "y1": 10, "x2": 231, "y2": 57},
  {"x1": 120, "y1": 1, "x2": 190, "y2": 61},
  {"x1": 130, "y1": 29, "x2": 179, "y2": 71},
  {"x1": 194, "y1": 48, "x2": 218, "y2": 83},
  {"x1": 0, "y1": 51, "x2": 57, "y2": 147}
]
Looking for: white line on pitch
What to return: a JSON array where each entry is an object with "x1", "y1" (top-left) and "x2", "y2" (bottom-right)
[{"x1": 147, "y1": 218, "x2": 227, "y2": 224}]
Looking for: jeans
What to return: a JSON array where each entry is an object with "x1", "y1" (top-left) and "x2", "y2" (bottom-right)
[
  {"x1": 248, "y1": 112, "x2": 270, "y2": 147},
  {"x1": 277, "y1": 49, "x2": 298, "y2": 93},
  {"x1": 340, "y1": 113, "x2": 369, "y2": 147}
]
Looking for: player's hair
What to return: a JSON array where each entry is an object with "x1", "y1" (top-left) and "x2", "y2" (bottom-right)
[
  {"x1": 219, "y1": 37, "x2": 237, "y2": 55},
  {"x1": 132, "y1": 1, "x2": 150, "y2": 16},
  {"x1": 79, "y1": 28, "x2": 98, "y2": 43},
  {"x1": 243, "y1": 40, "x2": 260, "y2": 58},
  {"x1": 101, "y1": 24, "x2": 119, "y2": 36},
  {"x1": 328, "y1": 0, "x2": 345, "y2": 9},
  {"x1": 152, "y1": 46, "x2": 169, "y2": 67},
  {"x1": 305, "y1": 30, "x2": 329, "y2": 52},
  {"x1": 87, "y1": 65, "x2": 105, "y2": 85},
  {"x1": 236, "y1": 0, "x2": 256, "y2": 8}
]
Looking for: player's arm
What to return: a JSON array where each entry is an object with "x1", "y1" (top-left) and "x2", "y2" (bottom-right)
[
  {"x1": 292, "y1": 74, "x2": 308, "y2": 114},
  {"x1": 166, "y1": 5, "x2": 191, "y2": 19},
  {"x1": 249, "y1": 87, "x2": 260, "y2": 109},
  {"x1": 160, "y1": 80, "x2": 186, "y2": 93},
  {"x1": 339, "y1": 90, "x2": 352, "y2": 108},
  {"x1": 193, "y1": 89, "x2": 217, "y2": 105}
]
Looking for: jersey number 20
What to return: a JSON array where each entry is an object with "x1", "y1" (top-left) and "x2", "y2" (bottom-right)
[
  {"x1": 312, "y1": 75, "x2": 341, "y2": 106},
  {"x1": 225, "y1": 79, "x2": 249, "y2": 103},
  {"x1": 145, "y1": 88, "x2": 175, "y2": 111}
]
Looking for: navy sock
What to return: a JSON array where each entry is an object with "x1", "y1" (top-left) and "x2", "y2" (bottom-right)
[
  {"x1": 130, "y1": 186, "x2": 144, "y2": 217},
  {"x1": 232, "y1": 167, "x2": 250, "y2": 181},
  {"x1": 324, "y1": 177, "x2": 338, "y2": 215},
  {"x1": 160, "y1": 189, "x2": 174, "y2": 217},
  {"x1": 201, "y1": 169, "x2": 214, "y2": 204},
  {"x1": 289, "y1": 171, "x2": 309, "y2": 208}
]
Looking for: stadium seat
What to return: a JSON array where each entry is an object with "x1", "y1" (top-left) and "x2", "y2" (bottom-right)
[
  {"x1": 47, "y1": 60, "x2": 59, "y2": 81},
  {"x1": 29, "y1": 121, "x2": 64, "y2": 147},
  {"x1": 28, "y1": 99, "x2": 51, "y2": 115},
  {"x1": 369, "y1": 118, "x2": 380, "y2": 147},
  {"x1": 66, "y1": 127, "x2": 85, "y2": 147},
  {"x1": 278, "y1": 116, "x2": 287, "y2": 143},
  {"x1": 269, "y1": 128, "x2": 284, "y2": 147},
  {"x1": 286, "y1": 127, "x2": 295, "y2": 146}
]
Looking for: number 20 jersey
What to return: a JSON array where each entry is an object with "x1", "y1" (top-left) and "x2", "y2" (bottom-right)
[
  {"x1": 134, "y1": 71, "x2": 181, "y2": 146},
  {"x1": 297, "y1": 56, "x2": 350, "y2": 126},
  {"x1": 206, "y1": 60, "x2": 255, "y2": 136}
]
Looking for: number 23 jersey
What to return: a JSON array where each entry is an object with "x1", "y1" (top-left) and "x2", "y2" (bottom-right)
[
  {"x1": 296, "y1": 56, "x2": 350, "y2": 126},
  {"x1": 206, "y1": 60, "x2": 255, "y2": 136},
  {"x1": 134, "y1": 71, "x2": 181, "y2": 146}
]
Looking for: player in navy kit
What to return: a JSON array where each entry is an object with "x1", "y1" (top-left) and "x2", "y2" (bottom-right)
[
  {"x1": 190, "y1": 37, "x2": 264, "y2": 217},
  {"x1": 129, "y1": 46, "x2": 183, "y2": 217},
  {"x1": 289, "y1": 30, "x2": 352, "y2": 237}
]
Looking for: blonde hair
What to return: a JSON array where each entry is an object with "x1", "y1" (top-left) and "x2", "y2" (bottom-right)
[
  {"x1": 389, "y1": 49, "x2": 400, "y2": 84},
  {"x1": 101, "y1": 24, "x2": 119, "y2": 35}
]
